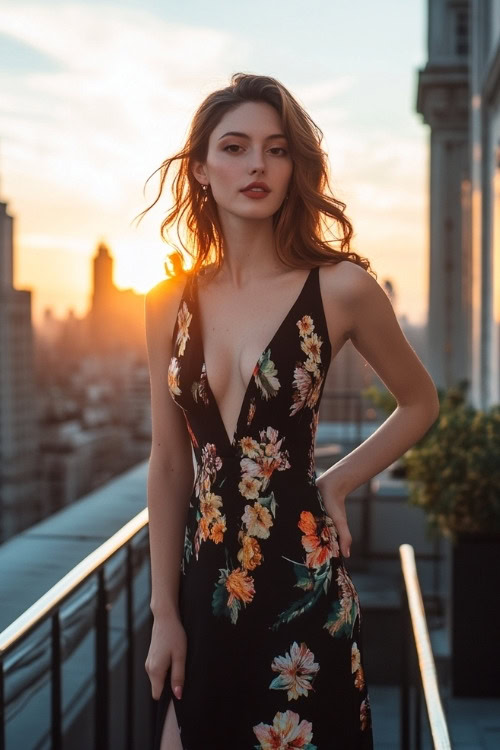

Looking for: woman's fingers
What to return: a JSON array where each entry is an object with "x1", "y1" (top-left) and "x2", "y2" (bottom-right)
[{"x1": 316, "y1": 478, "x2": 352, "y2": 558}]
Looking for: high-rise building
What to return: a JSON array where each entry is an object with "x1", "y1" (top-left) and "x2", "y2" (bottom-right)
[
  {"x1": 417, "y1": 0, "x2": 500, "y2": 408},
  {"x1": 0, "y1": 197, "x2": 41, "y2": 541}
]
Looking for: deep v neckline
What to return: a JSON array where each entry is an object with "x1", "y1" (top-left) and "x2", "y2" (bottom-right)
[{"x1": 193, "y1": 266, "x2": 316, "y2": 450}]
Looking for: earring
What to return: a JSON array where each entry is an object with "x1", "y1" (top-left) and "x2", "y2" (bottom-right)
[{"x1": 202, "y1": 184, "x2": 208, "y2": 194}]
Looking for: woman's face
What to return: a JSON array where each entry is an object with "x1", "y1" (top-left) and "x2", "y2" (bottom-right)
[{"x1": 195, "y1": 100, "x2": 293, "y2": 219}]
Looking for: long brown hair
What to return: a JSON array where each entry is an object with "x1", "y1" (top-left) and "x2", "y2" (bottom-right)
[{"x1": 133, "y1": 72, "x2": 375, "y2": 279}]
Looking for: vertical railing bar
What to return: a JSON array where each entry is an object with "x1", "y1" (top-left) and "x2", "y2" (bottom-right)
[
  {"x1": 95, "y1": 567, "x2": 109, "y2": 750},
  {"x1": 126, "y1": 543, "x2": 135, "y2": 750},
  {"x1": 0, "y1": 657, "x2": 5, "y2": 750},
  {"x1": 51, "y1": 610, "x2": 62, "y2": 750},
  {"x1": 415, "y1": 675, "x2": 422, "y2": 750},
  {"x1": 400, "y1": 571, "x2": 410, "y2": 750}
]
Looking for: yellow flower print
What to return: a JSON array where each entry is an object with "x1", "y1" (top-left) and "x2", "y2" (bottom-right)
[
  {"x1": 239, "y1": 475, "x2": 262, "y2": 499},
  {"x1": 300, "y1": 333, "x2": 322, "y2": 363},
  {"x1": 242, "y1": 502, "x2": 274, "y2": 539},
  {"x1": 200, "y1": 491, "x2": 223, "y2": 522},
  {"x1": 290, "y1": 315, "x2": 325, "y2": 417},
  {"x1": 240, "y1": 436, "x2": 262, "y2": 458},
  {"x1": 297, "y1": 315, "x2": 314, "y2": 337},
  {"x1": 175, "y1": 300, "x2": 192, "y2": 356}
]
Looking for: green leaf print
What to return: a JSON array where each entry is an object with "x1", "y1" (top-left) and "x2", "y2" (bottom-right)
[
  {"x1": 324, "y1": 598, "x2": 358, "y2": 638},
  {"x1": 270, "y1": 560, "x2": 331, "y2": 630},
  {"x1": 258, "y1": 491, "x2": 278, "y2": 518}
]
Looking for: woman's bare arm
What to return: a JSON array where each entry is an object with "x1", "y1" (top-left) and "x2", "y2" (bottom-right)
[
  {"x1": 317, "y1": 262, "x2": 440, "y2": 555},
  {"x1": 145, "y1": 276, "x2": 195, "y2": 619}
]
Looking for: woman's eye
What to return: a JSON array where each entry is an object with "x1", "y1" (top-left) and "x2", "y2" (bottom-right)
[{"x1": 222, "y1": 145, "x2": 288, "y2": 155}]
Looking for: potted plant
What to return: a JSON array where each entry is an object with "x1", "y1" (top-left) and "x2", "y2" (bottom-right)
[{"x1": 401, "y1": 381, "x2": 500, "y2": 697}]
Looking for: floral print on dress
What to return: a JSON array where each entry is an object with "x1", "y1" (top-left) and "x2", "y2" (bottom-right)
[
  {"x1": 212, "y1": 546, "x2": 255, "y2": 624},
  {"x1": 324, "y1": 565, "x2": 361, "y2": 638},
  {"x1": 254, "y1": 348, "x2": 281, "y2": 400},
  {"x1": 269, "y1": 641, "x2": 320, "y2": 700},
  {"x1": 351, "y1": 642, "x2": 366, "y2": 691},
  {"x1": 212, "y1": 427, "x2": 291, "y2": 625},
  {"x1": 253, "y1": 710, "x2": 317, "y2": 750},
  {"x1": 360, "y1": 696, "x2": 371, "y2": 731},
  {"x1": 290, "y1": 315, "x2": 325, "y2": 416},
  {"x1": 246, "y1": 395, "x2": 257, "y2": 426},
  {"x1": 167, "y1": 356, "x2": 182, "y2": 397},
  {"x1": 192, "y1": 442, "x2": 226, "y2": 560},
  {"x1": 159, "y1": 267, "x2": 374, "y2": 749},
  {"x1": 175, "y1": 299, "x2": 192, "y2": 356},
  {"x1": 307, "y1": 410, "x2": 320, "y2": 486},
  {"x1": 271, "y1": 510, "x2": 339, "y2": 629},
  {"x1": 191, "y1": 361, "x2": 210, "y2": 406}
]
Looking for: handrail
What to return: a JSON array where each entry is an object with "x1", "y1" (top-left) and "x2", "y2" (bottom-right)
[
  {"x1": 0, "y1": 507, "x2": 151, "y2": 750},
  {"x1": 399, "y1": 543, "x2": 451, "y2": 750},
  {"x1": 0, "y1": 508, "x2": 149, "y2": 656}
]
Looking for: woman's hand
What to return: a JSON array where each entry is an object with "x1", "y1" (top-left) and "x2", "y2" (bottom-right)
[
  {"x1": 145, "y1": 612, "x2": 187, "y2": 701},
  {"x1": 315, "y1": 473, "x2": 352, "y2": 558}
]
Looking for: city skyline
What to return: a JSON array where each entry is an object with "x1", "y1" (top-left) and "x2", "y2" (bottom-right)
[{"x1": 0, "y1": 0, "x2": 428, "y2": 326}]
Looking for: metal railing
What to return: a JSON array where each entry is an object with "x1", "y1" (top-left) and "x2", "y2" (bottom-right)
[
  {"x1": 399, "y1": 543, "x2": 452, "y2": 750},
  {"x1": 0, "y1": 509, "x2": 150, "y2": 750}
]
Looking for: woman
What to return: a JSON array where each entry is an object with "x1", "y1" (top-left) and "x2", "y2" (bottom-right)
[{"x1": 140, "y1": 73, "x2": 439, "y2": 749}]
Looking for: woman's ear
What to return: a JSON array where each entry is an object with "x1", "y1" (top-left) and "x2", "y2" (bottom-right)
[{"x1": 191, "y1": 160, "x2": 208, "y2": 186}]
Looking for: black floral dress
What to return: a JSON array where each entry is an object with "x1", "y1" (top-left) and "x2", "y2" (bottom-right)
[{"x1": 152, "y1": 265, "x2": 373, "y2": 749}]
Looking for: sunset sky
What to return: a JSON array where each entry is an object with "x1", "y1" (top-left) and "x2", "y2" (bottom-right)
[{"x1": 0, "y1": 0, "x2": 428, "y2": 326}]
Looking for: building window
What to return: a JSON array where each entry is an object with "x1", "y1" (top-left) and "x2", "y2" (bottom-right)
[{"x1": 455, "y1": 6, "x2": 469, "y2": 57}]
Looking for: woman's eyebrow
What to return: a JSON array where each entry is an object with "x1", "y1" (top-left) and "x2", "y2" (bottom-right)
[{"x1": 217, "y1": 131, "x2": 287, "y2": 141}]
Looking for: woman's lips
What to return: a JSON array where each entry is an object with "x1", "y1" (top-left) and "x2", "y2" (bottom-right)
[{"x1": 240, "y1": 190, "x2": 270, "y2": 199}]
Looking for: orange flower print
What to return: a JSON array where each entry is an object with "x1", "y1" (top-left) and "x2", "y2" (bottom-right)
[
  {"x1": 175, "y1": 300, "x2": 192, "y2": 356},
  {"x1": 246, "y1": 396, "x2": 257, "y2": 426},
  {"x1": 269, "y1": 642, "x2": 320, "y2": 700},
  {"x1": 242, "y1": 502, "x2": 273, "y2": 539},
  {"x1": 351, "y1": 642, "x2": 366, "y2": 691},
  {"x1": 193, "y1": 443, "x2": 226, "y2": 560},
  {"x1": 167, "y1": 356, "x2": 182, "y2": 397},
  {"x1": 360, "y1": 696, "x2": 371, "y2": 731},
  {"x1": 212, "y1": 551, "x2": 256, "y2": 625},
  {"x1": 209, "y1": 517, "x2": 227, "y2": 544},
  {"x1": 253, "y1": 710, "x2": 317, "y2": 750},
  {"x1": 225, "y1": 567, "x2": 255, "y2": 607},
  {"x1": 298, "y1": 510, "x2": 340, "y2": 568},
  {"x1": 237, "y1": 531, "x2": 263, "y2": 570}
]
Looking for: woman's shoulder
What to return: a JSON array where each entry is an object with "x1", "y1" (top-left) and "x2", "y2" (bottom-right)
[{"x1": 319, "y1": 259, "x2": 375, "y2": 302}]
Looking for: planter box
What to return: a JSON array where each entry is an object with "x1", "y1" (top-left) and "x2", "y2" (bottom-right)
[{"x1": 452, "y1": 534, "x2": 500, "y2": 696}]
